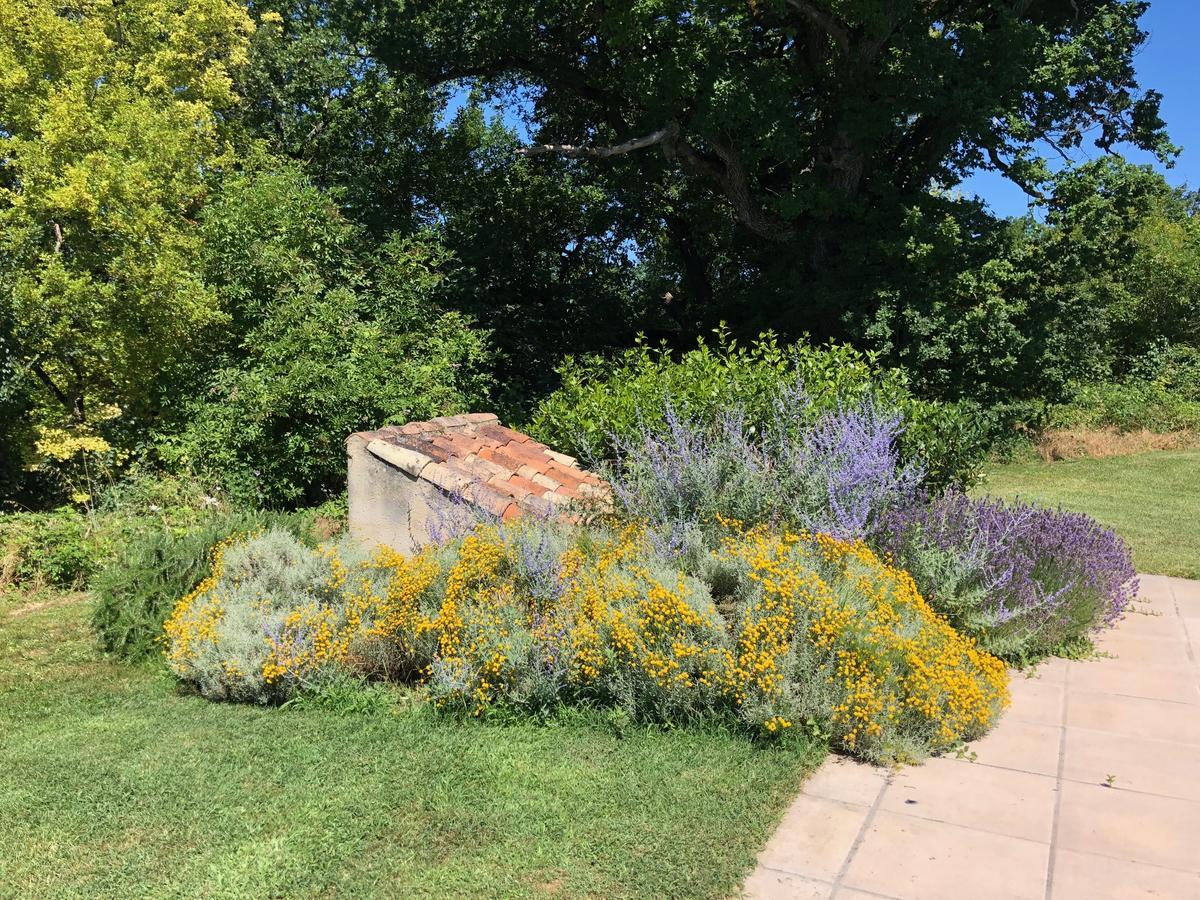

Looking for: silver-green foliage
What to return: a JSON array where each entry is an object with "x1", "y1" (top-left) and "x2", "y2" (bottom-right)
[{"x1": 169, "y1": 529, "x2": 348, "y2": 704}]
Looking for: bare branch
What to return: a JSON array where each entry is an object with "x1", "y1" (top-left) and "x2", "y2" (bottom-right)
[
  {"x1": 519, "y1": 122, "x2": 798, "y2": 242},
  {"x1": 52, "y1": 222, "x2": 63, "y2": 254},
  {"x1": 666, "y1": 136, "x2": 798, "y2": 242},
  {"x1": 305, "y1": 94, "x2": 333, "y2": 145},
  {"x1": 31, "y1": 363, "x2": 72, "y2": 414},
  {"x1": 986, "y1": 146, "x2": 1046, "y2": 201},
  {"x1": 517, "y1": 124, "x2": 678, "y2": 159}
]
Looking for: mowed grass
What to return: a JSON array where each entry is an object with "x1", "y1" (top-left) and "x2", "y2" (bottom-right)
[
  {"x1": 978, "y1": 449, "x2": 1200, "y2": 579},
  {"x1": 0, "y1": 597, "x2": 823, "y2": 899}
]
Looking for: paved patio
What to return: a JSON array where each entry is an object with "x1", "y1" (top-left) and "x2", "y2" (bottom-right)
[{"x1": 743, "y1": 574, "x2": 1200, "y2": 900}]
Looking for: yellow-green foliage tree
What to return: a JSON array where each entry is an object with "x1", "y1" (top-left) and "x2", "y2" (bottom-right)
[{"x1": 0, "y1": 0, "x2": 254, "y2": 467}]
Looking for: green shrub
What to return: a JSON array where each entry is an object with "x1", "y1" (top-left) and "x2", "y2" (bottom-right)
[
  {"x1": 1, "y1": 473, "x2": 243, "y2": 596},
  {"x1": 155, "y1": 167, "x2": 493, "y2": 507},
  {"x1": 526, "y1": 330, "x2": 986, "y2": 489},
  {"x1": 0, "y1": 509, "x2": 96, "y2": 592},
  {"x1": 91, "y1": 504, "x2": 343, "y2": 661},
  {"x1": 1050, "y1": 345, "x2": 1200, "y2": 433}
]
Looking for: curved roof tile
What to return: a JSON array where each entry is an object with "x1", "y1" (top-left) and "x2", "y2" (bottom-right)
[{"x1": 349, "y1": 413, "x2": 610, "y2": 520}]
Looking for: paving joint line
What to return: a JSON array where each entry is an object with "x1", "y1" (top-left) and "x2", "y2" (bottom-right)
[
  {"x1": 828, "y1": 766, "x2": 891, "y2": 897},
  {"x1": 949, "y1": 753, "x2": 1200, "y2": 804},
  {"x1": 1169, "y1": 577, "x2": 1198, "y2": 670},
  {"x1": 1038, "y1": 843, "x2": 1200, "y2": 878},
  {"x1": 1043, "y1": 661, "x2": 1070, "y2": 900},
  {"x1": 1060, "y1": 687, "x2": 1200, "y2": 707}
]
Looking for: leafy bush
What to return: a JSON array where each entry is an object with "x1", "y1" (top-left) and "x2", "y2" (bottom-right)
[
  {"x1": 163, "y1": 521, "x2": 1009, "y2": 763},
  {"x1": 1, "y1": 473, "x2": 243, "y2": 597},
  {"x1": 605, "y1": 391, "x2": 922, "y2": 555},
  {"x1": 0, "y1": 509, "x2": 95, "y2": 592},
  {"x1": 527, "y1": 330, "x2": 986, "y2": 490},
  {"x1": 877, "y1": 492, "x2": 1138, "y2": 664},
  {"x1": 93, "y1": 512, "x2": 279, "y2": 660},
  {"x1": 1049, "y1": 345, "x2": 1200, "y2": 433},
  {"x1": 156, "y1": 166, "x2": 493, "y2": 507}
]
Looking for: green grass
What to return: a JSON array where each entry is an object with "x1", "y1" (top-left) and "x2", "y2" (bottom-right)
[
  {"x1": 978, "y1": 449, "x2": 1200, "y2": 579},
  {"x1": 0, "y1": 596, "x2": 823, "y2": 899}
]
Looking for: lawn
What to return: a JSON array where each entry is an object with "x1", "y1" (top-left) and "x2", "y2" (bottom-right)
[
  {"x1": 978, "y1": 448, "x2": 1200, "y2": 579},
  {"x1": 0, "y1": 595, "x2": 823, "y2": 899}
]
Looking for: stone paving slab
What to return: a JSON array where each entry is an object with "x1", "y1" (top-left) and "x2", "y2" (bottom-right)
[{"x1": 742, "y1": 575, "x2": 1200, "y2": 900}]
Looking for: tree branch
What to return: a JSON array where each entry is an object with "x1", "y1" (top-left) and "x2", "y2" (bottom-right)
[
  {"x1": 31, "y1": 363, "x2": 72, "y2": 414},
  {"x1": 986, "y1": 146, "x2": 1046, "y2": 201},
  {"x1": 517, "y1": 124, "x2": 678, "y2": 159},
  {"x1": 785, "y1": 0, "x2": 849, "y2": 54},
  {"x1": 666, "y1": 135, "x2": 798, "y2": 242},
  {"x1": 517, "y1": 121, "x2": 798, "y2": 242}
]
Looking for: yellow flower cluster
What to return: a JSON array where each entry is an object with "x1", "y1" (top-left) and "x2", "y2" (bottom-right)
[
  {"x1": 162, "y1": 534, "x2": 396, "y2": 693},
  {"x1": 720, "y1": 524, "x2": 1009, "y2": 754},
  {"x1": 357, "y1": 545, "x2": 440, "y2": 676},
  {"x1": 162, "y1": 535, "x2": 237, "y2": 674},
  {"x1": 163, "y1": 519, "x2": 1008, "y2": 758},
  {"x1": 260, "y1": 604, "x2": 345, "y2": 684}
]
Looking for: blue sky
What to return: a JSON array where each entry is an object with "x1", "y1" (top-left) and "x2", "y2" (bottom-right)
[{"x1": 963, "y1": 0, "x2": 1199, "y2": 217}]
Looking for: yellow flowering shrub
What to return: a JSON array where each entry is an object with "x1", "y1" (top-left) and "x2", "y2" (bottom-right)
[
  {"x1": 163, "y1": 520, "x2": 1008, "y2": 761},
  {"x1": 379, "y1": 523, "x2": 733, "y2": 721},
  {"x1": 717, "y1": 524, "x2": 1009, "y2": 761},
  {"x1": 162, "y1": 529, "x2": 361, "y2": 703}
]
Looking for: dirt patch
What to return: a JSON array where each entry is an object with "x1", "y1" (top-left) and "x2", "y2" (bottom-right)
[
  {"x1": 530, "y1": 874, "x2": 566, "y2": 896},
  {"x1": 1036, "y1": 427, "x2": 1200, "y2": 461}
]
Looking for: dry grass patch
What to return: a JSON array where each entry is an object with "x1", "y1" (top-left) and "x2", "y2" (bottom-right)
[{"x1": 1035, "y1": 427, "x2": 1200, "y2": 461}]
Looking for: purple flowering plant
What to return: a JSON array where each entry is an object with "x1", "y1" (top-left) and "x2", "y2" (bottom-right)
[
  {"x1": 604, "y1": 382, "x2": 923, "y2": 556},
  {"x1": 876, "y1": 491, "x2": 1138, "y2": 663}
]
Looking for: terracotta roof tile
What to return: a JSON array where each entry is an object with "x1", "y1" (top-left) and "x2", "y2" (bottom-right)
[
  {"x1": 506, "y1": 474, "x2": 545, "y2": 496},
  {"x1": 475, "y1": 423, "x2": 532, "y2": 446},
  {"x1": 462, "y1": 481, "x2": 516, "y2": 517},
  {"x1": 462, "y1": 412, "x2": 501, "y2": 425},
  {"x1": 456, "y1": 453, "x2": 509, "y2": 482},
  {"x1": 503, "y1": 441, "x2": 557, "y2": 472},
  {"x1": 421, "y1": 461, "x2": 473, "y2": 495},
  {"x1": 544, "y1": 449, "x2": 578, "y2": 468},
  {"x1": 477, "y1": 445, "x2": 529, "y2": 474},
  {"x1": 544, "y1": 463, "x2": 587, "y2": 490},
  {"x1": 530, "y1": 472, "x2": 562, "y2": 492},
  {"x1": 487, "y1": 475, "x2": 532, "y2": 503},
  {"x1": 353, "y1": 413, "x2": 609, "y2": 521},
  {"x1": 366, "y1": 440, "x2": 431, "y2": 478}
]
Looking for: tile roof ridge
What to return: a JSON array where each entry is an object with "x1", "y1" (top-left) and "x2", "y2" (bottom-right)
[{"x1": 355, "y1": 412, "x2": 609, "y2": 523}]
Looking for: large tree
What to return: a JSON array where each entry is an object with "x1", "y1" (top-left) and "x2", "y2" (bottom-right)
[
  {"x1": 0, "y1": 0, "x2": 254, "y2": 435},
  {"x1": 342, "y1": 0, "x2": 1173, "y2": 325}
]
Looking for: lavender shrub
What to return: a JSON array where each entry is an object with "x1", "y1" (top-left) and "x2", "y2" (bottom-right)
[
  {"x1": 605, "y1": 387, "x2": 923, "y2": 557},
  {"x1": 768, "y1": 390, "x2": 924, "y2": 540},
  {"x1": 877, "y1": 491, "x2": 1138, "y2": 663}
]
